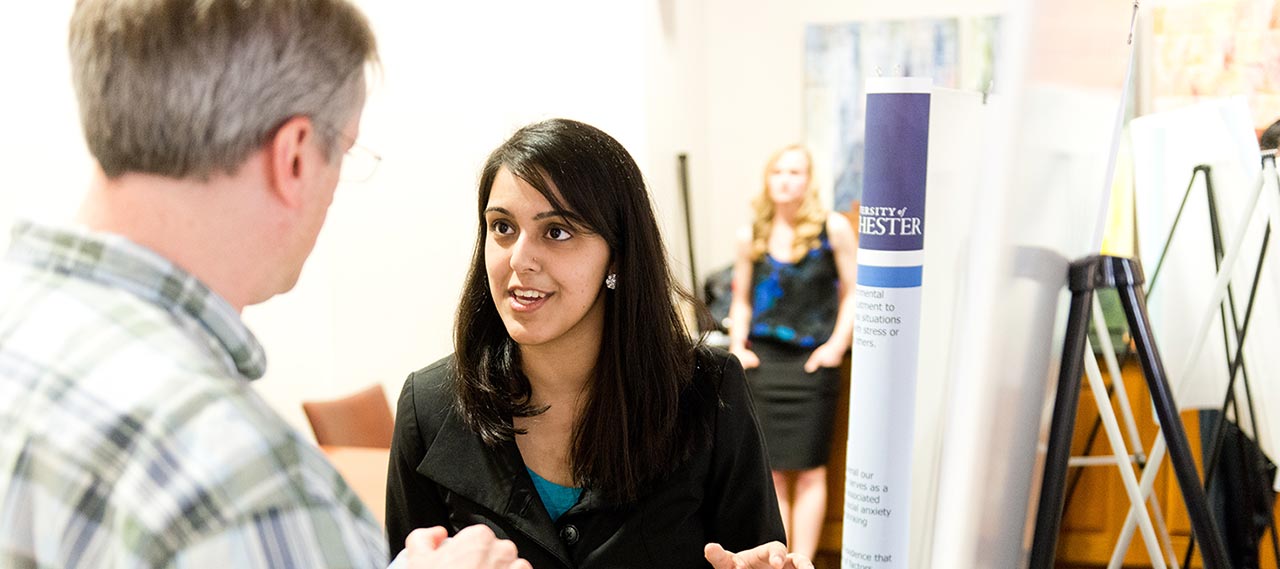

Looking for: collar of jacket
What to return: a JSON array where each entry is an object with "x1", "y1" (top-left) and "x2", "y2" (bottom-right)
[{"x1": 417, "y1": 408, "x2": 613, "y2": 566}]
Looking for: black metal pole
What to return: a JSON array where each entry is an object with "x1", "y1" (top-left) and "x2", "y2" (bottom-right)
[
  {"x1": 1027, "y1": 257, "x2": 1098, "y2": 569},
  {"x1": 1203, "y1": 169, "x2": 1252, "y2": 410},
  {"x1": 1264, "y1": 157, "x2": 1280, "y2": 567},
  {"x1": 677, "y1": 153, "x2": 699, "y2": 300},
  {"x1": 1182, "y1": 172, "x2": 1272, "y2": 566},
  {"x1": 1110, "y1": 256, "x2": 1230, "y2": 569},
  {"x1": 1184, "y1": 223, "x2": 1271, "y2": 566},
  {"x1": 1148, "y1": 165, "x2": 1210, "y2": 299}
]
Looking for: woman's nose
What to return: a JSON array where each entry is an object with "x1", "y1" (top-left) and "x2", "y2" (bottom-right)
[{"x1": 509, "y1": 234, "x2": 541, "y2": 272}]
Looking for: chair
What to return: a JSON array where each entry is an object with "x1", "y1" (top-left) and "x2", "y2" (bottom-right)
[{"x1": 302, "y1": 384, "x2": 395, "y2": 448}]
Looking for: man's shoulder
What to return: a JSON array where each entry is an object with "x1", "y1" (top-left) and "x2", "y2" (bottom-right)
[
  {"x1": 0, "y1": 260, "x2": 342, "y2": 523},
  {"x1": 0, "y1": 345, "x2": 379, "y2": 565},
  {"x1": 0, "y1": 260, "x2": 249, "y2": 458},
  {"x1": 0, "y1": 262, "x2": 228, "y2": 379},
  {"x1": 12, "y1": 358, "x2": 301, "y2": 509}
]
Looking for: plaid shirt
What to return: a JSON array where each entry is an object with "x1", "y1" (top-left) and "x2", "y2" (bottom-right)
[{"x1": 0, "y1": 221, "x2": 388, "y2": 568}]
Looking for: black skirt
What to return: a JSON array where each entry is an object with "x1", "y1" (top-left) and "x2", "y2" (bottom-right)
[{"x1": 744, "y1": 339, "x2": 842, "y2": 471}]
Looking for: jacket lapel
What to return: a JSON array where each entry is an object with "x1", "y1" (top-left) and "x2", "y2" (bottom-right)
[{"x1": 417, "y1": 410, "x2": 573, "y2": 566}]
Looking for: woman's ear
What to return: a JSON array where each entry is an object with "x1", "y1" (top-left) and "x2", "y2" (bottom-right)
[{"x1": 265, "y1": 116, "x2": 315, "y2": 210}]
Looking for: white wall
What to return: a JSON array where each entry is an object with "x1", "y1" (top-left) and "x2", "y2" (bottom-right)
[
  {"x1": 0, "y1": 4, "x2": 93, "y2": 232},
  {"x1": 0, "y1": 1, "x2": 686, "y2": 435},
  {"x1": 644, "y1": 0, "x2": 709, "y2": 294}
]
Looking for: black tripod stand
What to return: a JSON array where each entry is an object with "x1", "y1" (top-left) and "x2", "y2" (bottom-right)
[
  {"x1": 1056, "y1": 162, "x2": 1279, "y2": 567},
  {"x1": 1167, "y1": 162, "x2": 1277, "y2": 568},
  {"x1": 1028, "y1": 255, "x2": 1229, "y2": 569}
]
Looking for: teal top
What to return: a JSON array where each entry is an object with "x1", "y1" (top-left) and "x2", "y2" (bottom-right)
[{"x1": 526, "y1": 468, "x2": 583, "y2": 521}]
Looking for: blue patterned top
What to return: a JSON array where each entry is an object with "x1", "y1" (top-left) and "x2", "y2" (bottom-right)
[
  {"x1": 527, "y1": 467, "x2": 583, "y2": 521},
  {"x1": 748, "y1": 230, "x2": 840, "y2": 347}
]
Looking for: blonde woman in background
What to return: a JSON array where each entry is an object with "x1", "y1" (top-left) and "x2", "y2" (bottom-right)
[{"x1": 728, "y1": 145, "x2": 858, "y2": 560}]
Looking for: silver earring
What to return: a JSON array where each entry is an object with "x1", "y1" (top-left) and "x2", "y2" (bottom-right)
[{"x1": 605, "y1": 273, "x2": 617, "y2": 290}]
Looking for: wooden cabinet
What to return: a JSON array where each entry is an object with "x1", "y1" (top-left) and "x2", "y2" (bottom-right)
[
  {"x1": 814, "y1": 357, "x2": 851, "y2": 569},
  {"x1": 1056, "y1": 358, "x2": 1199, "y2": 567},
  {"x1": 1056, "y1": 359, "x2": 1280, "y2": 568}
]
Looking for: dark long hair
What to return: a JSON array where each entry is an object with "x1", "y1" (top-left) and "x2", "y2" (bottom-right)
[{"x1": 453, "y1": 118, "x2": 706, "y2": 502}]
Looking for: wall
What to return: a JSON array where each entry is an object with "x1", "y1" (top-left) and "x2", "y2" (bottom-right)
[
  {"x1": 0, "y1": 4, "x2": 92, "y2": 236},
  {"x1": 0, "y1": 0, "x2": 681, "y2": 434}
]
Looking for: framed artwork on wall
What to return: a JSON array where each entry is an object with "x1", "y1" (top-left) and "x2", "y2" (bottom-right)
[
  {"x1": 1149, "y1": 0, "x2": 1280, "y2": 130},
  {"x1": 804, "y1": 16, "x2": 1001, "y2": 212}
]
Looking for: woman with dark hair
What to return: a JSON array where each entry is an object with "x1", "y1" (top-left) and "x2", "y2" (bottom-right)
[{"x1": 385, "y1": 119, "x2": 810, "y2": 569}]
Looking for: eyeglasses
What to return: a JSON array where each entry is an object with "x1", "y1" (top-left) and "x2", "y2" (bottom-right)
[
  {"x1": 338, "y1": 138, "x2": 382, "y2": 183},
  {"x1": 315, "y1": 119, "x2": 382, "y2": 183}
]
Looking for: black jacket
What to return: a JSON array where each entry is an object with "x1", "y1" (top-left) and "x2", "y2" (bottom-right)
[{"x1": 385, "y1": 348, "x2": 785, "y2": 568}]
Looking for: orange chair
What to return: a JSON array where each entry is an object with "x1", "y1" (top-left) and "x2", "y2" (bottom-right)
[{"x1": 302, "y1": 384, "x2": 395, "y2": 448}]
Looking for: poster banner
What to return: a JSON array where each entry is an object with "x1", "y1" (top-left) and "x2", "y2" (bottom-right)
[{"x1": 843, "y1": 76, "x2": 931, "y2": 569}]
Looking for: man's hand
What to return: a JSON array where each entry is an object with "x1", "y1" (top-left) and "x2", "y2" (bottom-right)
[
  {"x1": 403, "y1": 525, "x2": 531, "y2": 569},
  {"x1": 704, "y1": 542, "x2": 814, "y2": 569}
]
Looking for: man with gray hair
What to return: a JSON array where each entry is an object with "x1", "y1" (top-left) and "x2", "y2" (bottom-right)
[{"x1": 0, "y1": 1, "x2": 525, "y2": 568}]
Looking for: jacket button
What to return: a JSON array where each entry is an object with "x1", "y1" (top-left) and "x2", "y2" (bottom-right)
[{"x1": 559, "y1": 524, "x2": 580, "y2": 545}]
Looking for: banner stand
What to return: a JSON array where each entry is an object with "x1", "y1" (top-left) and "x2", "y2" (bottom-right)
[
  {"x1": 1108, "y1": 158, "x2": 1280, "y2": 567},
  {"x1": 841, "y1": 76, "x2": 932, "y2": 569},
  {"x1": 1027, "y1": 255, "x2": 1229, "y2": 569}
]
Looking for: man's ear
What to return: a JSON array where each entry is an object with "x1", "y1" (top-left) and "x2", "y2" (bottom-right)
[{"x1": 267, "y1": 116, "x2": 316, "y2": 210}]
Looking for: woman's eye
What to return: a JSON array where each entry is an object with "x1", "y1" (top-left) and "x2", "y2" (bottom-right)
[
  {"x1": 490, "y1": 220, "x2": 514, "y2": 235},
  {"x1": 547, "y1": 226, "x2": 573, "y2": 241}
]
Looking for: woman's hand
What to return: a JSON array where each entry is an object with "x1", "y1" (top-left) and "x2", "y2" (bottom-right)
[
  {"x1": 803, "y1": 342, "x2": 845, "y2": 373},
  {"x1": 704, "y1": 542, "x2": 814, "y2": 569},
  {"x1": 731, "y1": 347, "x2": 760, "y2": 370},
  {"x1": 402, "y1": 525, "x2": 531, "y2": 569}
]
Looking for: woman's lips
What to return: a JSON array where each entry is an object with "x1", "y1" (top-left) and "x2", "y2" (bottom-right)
[{"x1": 508, "y1": 288, "x2": 551, "y2": 312}]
